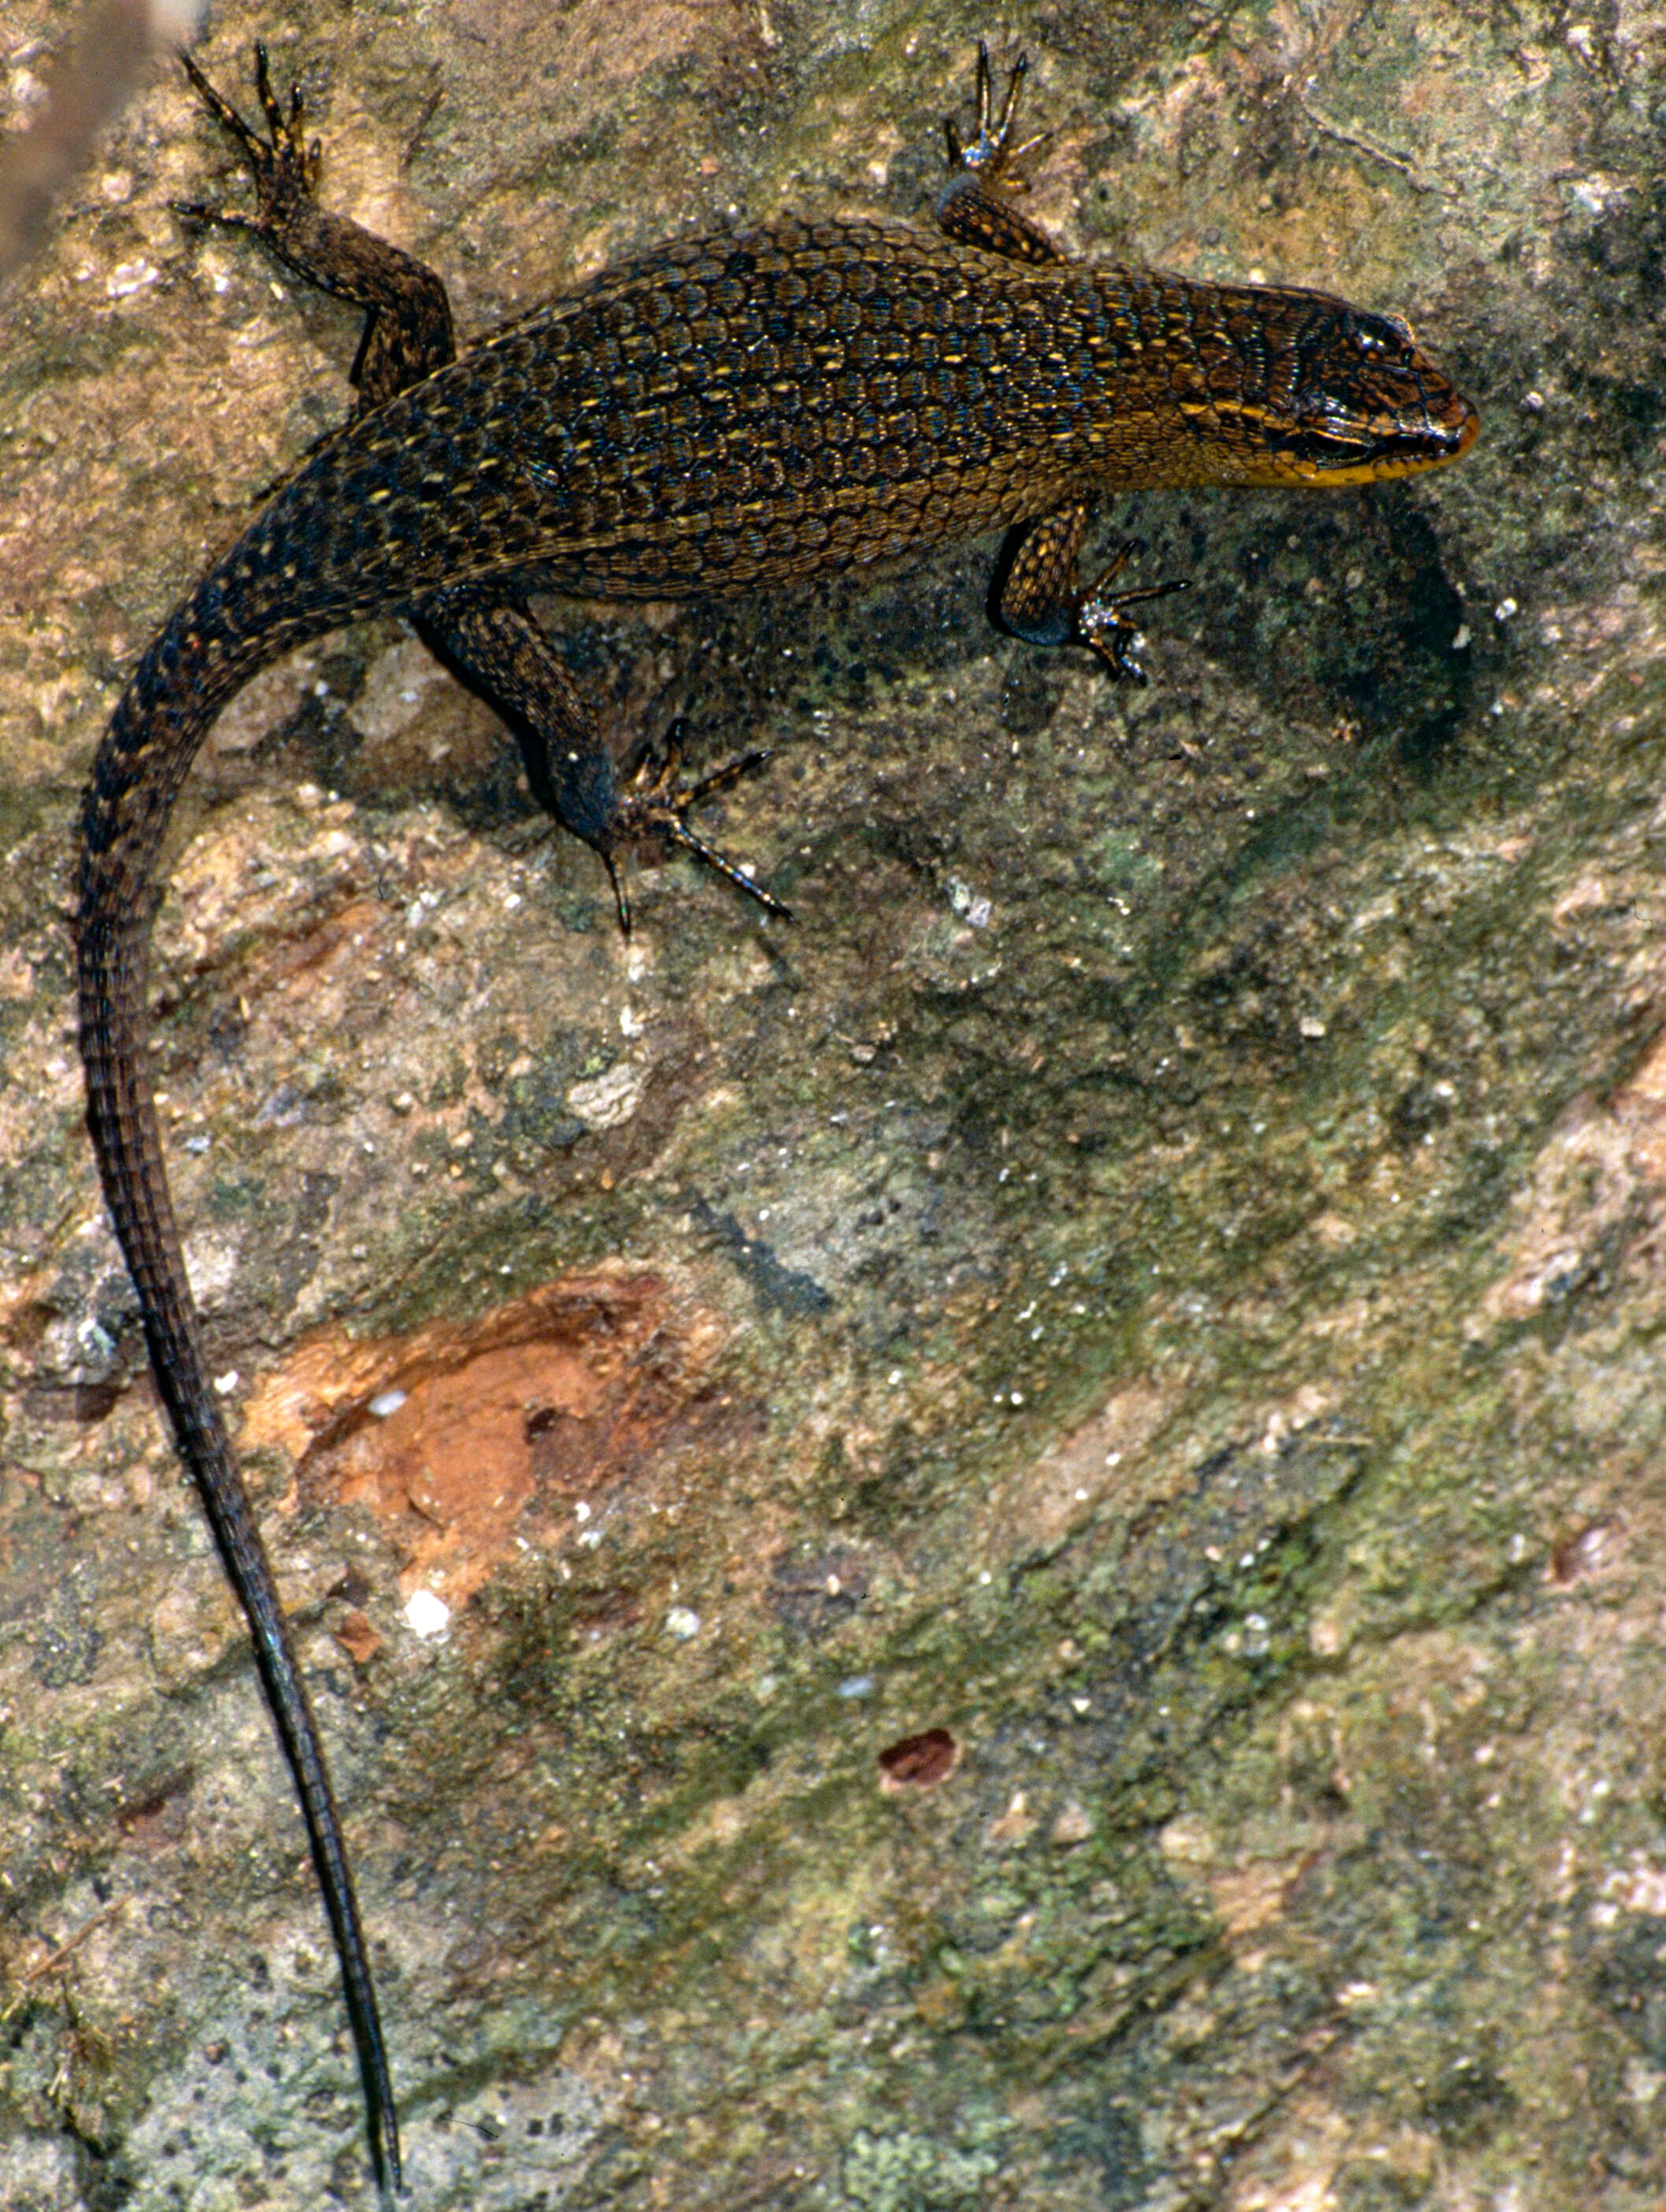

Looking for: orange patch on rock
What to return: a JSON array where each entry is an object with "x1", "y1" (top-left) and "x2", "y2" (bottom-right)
[{"x1": 240, "y1": 1272, "x2": 728, "y2": 1604}]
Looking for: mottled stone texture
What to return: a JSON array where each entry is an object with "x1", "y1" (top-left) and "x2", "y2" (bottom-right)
[{"x1": 3, "y1": 2, "x2": 1665, "y2": 2206}]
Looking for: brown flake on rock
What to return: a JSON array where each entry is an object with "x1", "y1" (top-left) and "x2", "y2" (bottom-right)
[
  {"x1": 877, "y1": 1726, "x2": 959, "y2": 1792},
  {"x1": 333, "y1": 1607, "x2": 383, "y2": 1663}
]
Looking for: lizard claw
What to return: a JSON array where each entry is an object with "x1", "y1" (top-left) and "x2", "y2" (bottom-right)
[
  {"x1": 606, "y1": 721, "x2": 790, "y2": 934},
  {"x1": 176, "y1": 43, "x2": 320, "y2": 239},
  {"x1": 944, "y1": 40, "x2": 1050, "y2": 190},
  {"x1": 1075, "y1": 545, "x2": 1188, "y2": 684}
]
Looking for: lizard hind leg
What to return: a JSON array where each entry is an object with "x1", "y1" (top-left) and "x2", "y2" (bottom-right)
[
  {"x1": 416, "y1": 590, "x2": 788, "y2": 932},
  {"x1": 175, "y1": 43, "x2": 454, "y2": 401},
  {"x1": 176, "y1": 42, "x2": 320, "y2": 236},
  {"x1": 612, "y1": 721, "x2": 790, "y2": 931}
]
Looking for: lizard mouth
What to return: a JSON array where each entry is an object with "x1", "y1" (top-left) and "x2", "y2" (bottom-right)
[{"x1": 1278, "y1": 387, "x2": 1481, "y2": 482}]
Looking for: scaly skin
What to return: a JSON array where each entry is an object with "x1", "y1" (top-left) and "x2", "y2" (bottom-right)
[{"x1": 74, "y1": 40, "x2": 1479, "y2": 2197}]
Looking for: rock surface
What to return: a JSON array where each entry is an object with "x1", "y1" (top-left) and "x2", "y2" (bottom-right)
[{"x1": 3, "y1": 2, "x2": 1666, "y2": 2206}]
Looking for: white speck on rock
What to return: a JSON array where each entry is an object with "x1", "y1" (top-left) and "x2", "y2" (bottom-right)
[
  {"x1": 405, "y1": 1589, "x2": 451, "y2": 1640},
  {"x1": 107, "y1": 259, "x2": 159, "y2": 298}
]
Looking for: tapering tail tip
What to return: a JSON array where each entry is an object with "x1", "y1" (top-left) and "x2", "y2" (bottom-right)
[
  {"x1": 372, "y1": 2077, "x2": 403, "y2": 2203},
  {"x1": 376, "y1": 2122, "x2": 405, "y2": 2209}
]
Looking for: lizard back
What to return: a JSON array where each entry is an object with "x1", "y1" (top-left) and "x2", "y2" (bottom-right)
[{"x1": 213, "y1": 213, "x2": 1472, "y2": 634}]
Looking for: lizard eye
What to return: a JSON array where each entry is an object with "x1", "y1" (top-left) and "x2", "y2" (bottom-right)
[{"x1": 1347, "y1": 310, "x2": 1413, "y2": 361}]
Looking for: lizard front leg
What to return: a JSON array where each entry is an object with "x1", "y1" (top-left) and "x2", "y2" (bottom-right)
[
  {"x1": 935, "y1": 42, "x2": 1064, "y2": 265},
  {"x1": 997, "y1": 501, "x2": 1187, "y2": 683},
  {"x1": 933, "y1": 50, "x2": 1186, "y2": 677}
]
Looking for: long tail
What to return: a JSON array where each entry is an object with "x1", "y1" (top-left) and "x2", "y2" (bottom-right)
[
  {"x1": 78, "y1": 560, "x2": 403, "y2": 2193},
  {"x1": 78, "y1": 318, "x2": 561, "y2": 2189}
]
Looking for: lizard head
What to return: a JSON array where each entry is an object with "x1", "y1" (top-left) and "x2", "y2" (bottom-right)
[{"x1": 1236, "y1": 293, "x2": 1480, "y2": 486}]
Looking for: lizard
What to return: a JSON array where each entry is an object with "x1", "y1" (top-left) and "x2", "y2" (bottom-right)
[{"x1": 73, "y1": 38, "x2": 1479, "y2": 2198}]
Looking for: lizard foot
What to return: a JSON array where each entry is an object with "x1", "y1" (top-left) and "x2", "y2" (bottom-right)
[
  {"x1": 605, "y1": 723, "x2": 790, "y2": 934},
  {"x1": 1075, "y1": 546, "x2": 1188, "y2": 684},
  {"x1": 175, "y1": 43, "x2": 321, "y2": 246},
  {"x1": 943, "y1": 40, "x2": 1050, "y2": 190}
]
